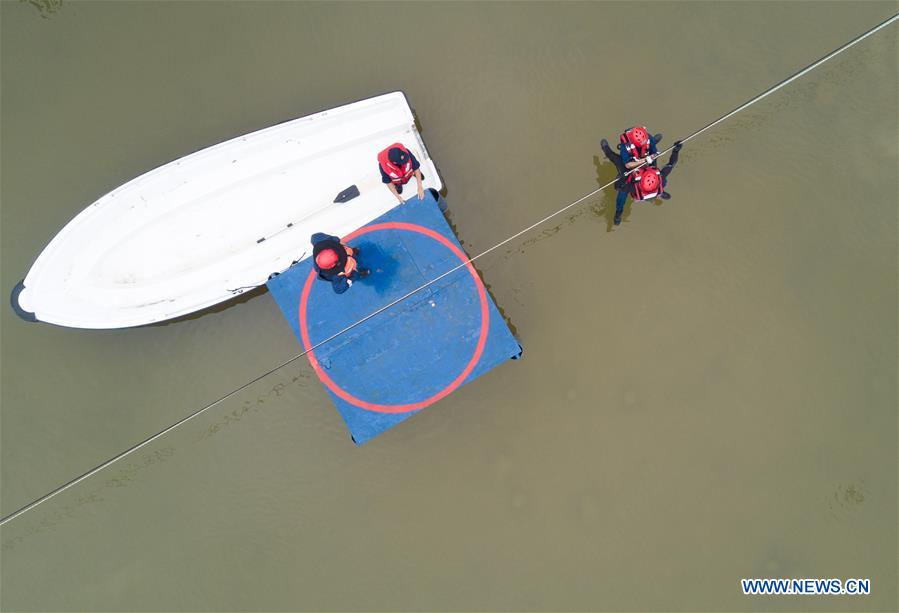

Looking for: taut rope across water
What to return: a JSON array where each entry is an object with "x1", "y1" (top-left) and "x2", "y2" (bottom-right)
[{"x1": 2, "y1": 12, "x2": 896, "y2": 527}]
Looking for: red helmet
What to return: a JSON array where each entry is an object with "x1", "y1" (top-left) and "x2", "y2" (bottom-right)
[
  {"x1": 640, "y1": 170, "x2": 660, "y2": 194},
  {"x1": 630, "y1": 127, "x2": 649, "y2": 147},
  {"x1": 315, "y1": 248, "x2": 339, "y2": 269}
]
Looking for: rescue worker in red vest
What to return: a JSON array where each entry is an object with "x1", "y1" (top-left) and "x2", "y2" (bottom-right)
[
  {"x1": 310, "y1": 232, "x2": 370, "y2": 294},
  {"x1": 377, "y1": 143, "x2": 425, "y2": 204},
  {"x1": 601, "y1": 126, "x2": 661, "y2": 185},
  {"x1": 600, "y1": 137, "x2": 683, "y2": 226},
  {"x1": 615, "y1": 126, "x2": 662, "y2": 169}
]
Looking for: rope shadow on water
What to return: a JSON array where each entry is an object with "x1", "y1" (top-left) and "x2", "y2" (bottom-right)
[{"x1": 0, "y1": 365, "x2": 317, "y2": 553}]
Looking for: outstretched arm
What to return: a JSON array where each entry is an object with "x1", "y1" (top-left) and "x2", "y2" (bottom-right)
[
  {"x1": 624, "y1": 159, "x2": 644, "y2": 170},
  {"x1": 381, "y1": 165, "x2": 404, "y2": 203},
  {"x1": 660, "y1": 142, "x2": 683, "y2": 179},
  {"x1": 387, "y1": 182, "x2": 404, "y2": 204},
  {"x1": 414, "y1": 169, "x2": 424, "y2": 200}
]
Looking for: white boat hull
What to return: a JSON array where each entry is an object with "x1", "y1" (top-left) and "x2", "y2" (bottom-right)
[{"x1": 14, "y1": 92, "x2": 442, "y2": 329}]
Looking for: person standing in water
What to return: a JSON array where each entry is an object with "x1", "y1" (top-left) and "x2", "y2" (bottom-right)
[{"x1": 601, "y1": 129, "x2": 683, "y2": 225}]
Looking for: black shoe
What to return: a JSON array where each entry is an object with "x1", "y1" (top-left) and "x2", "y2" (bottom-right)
[
  {"x1": 653, "y1": 133, "x2": 663, "y2": 145},
  {"x1": 395, "y1": 183, "x2": 403, "y2": 194},
  {"x1": 614, "y1": 215, "x2": 622, "y2": 226},
  {"x1": 660, "y1": 192, "x2": 671, "y2": 200}
]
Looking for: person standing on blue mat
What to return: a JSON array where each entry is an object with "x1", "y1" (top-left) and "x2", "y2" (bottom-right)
[
  {"x1": 378, "y1": 143, "x2": 425, "y2": 204},
  {"x1": 310, "y1": 233, "x2": 369, "y2": 294},
  {"x1": 601, "y1": 129, "x2": 683, "y2": 226}
]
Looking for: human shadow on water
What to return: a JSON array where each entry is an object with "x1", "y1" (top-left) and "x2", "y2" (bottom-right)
[{"x1": 592, "y1": 153, "x2": 630, "y2": 232}]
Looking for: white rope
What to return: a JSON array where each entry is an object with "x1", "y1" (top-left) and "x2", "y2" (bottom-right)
[{"x1": 2, "y1": 12, "x2": 896, "y2": 527}]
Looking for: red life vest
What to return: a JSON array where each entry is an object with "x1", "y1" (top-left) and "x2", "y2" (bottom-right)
[
  {"x1": 340, "y1": 247, "x2": 358, "y2": 277},
  {"x1": 377, "y1": 143, "x2": 415, "y2": 186},
  {"x1": 619, "y1": 126, "x2": 652, "y2": 160},
  {"x1": 627, "y1": 167, "x2": 663, "y2": 201}
]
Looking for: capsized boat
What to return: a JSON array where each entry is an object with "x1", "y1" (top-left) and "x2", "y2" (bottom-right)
[{"x1": 11, "y1": 92, "x2": 441, "y2": 329}]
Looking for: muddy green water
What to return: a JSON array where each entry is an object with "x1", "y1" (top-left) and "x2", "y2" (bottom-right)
[{"x1": 1, "y1": 1, "x2": 897, "y2": 611}]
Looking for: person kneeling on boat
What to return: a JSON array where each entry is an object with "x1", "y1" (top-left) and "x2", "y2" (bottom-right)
[
  {"x1": 378, "y1": 143, "x2": 425, "y2": 204},
  {"x1": 311, "y1": 233, "x2": 370, "y2": 294}
]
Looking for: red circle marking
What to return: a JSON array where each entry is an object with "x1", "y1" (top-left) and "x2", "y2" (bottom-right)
[{"x1": 299, "y1": 222, "x2": 489, "y2": 413}]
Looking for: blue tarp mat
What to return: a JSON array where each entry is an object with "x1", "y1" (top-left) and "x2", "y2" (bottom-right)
[{"x1": 266, "y1": 192, "x2": 521, "y2": 444}]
